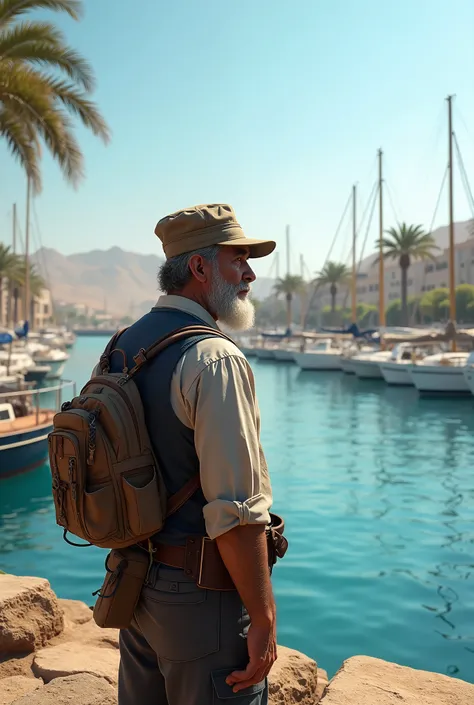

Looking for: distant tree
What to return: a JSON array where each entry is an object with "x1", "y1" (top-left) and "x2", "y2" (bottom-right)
[
  {"x1": 419, "y1": 288, "x2": 449, "y2": 323},
  {"x1": 376, "y1": 223, "x2": 438, "y2": 325},
  {"x1": 386, "y1": 295, "x2": 422, "y2": 326},
  {"x1": 0, "y1": 244, "x2": 19, "y2": 324},
  {"x1": 455, "y1": 284, "x2": 474, "y2": 323},
  {"x1": 273, "y1": 274, "x2": 306, "y2": 332},
  {"x1": 314, "y1": 262, "x2": 350, "y2": 318}
]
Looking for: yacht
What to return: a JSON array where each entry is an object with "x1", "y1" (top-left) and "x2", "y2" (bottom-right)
[
  {"x1": 462, "y1": 351, "x2": 474, "y2": 396},
  {"x1": 380, "y1": 343, "x2": 445, "y2": 386},
  {"x1": 408, "y1": 352, "x2": 471, "y2": 395},
  {"x1": 293, "y1": 339, "x2": 343, "y2": 371},
  {"x1": 350, "y1": 350, "x2": 393, "y2": 379}
]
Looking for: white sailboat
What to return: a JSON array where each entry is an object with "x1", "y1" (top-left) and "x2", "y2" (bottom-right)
[
  {"x1": 409, "y1": 96, "x2": 470, "y2": 396},
  {"x1": 293, "y1": 338, "x2": 344, "y2": 371},
  {"x1": 409, "y1": 352, "x2": 470, "y2": 395},
  {"x1": 350, "y1": 149, "x2": 388, "y2": 380}
]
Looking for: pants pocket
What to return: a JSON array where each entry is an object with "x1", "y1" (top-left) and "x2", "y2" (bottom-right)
[
  {"x1": 136, "y1": 580, "x2": 220, "y2": 662},
  {"x1": 212, "y1": 669, "x2": 267, "y2": 704}
]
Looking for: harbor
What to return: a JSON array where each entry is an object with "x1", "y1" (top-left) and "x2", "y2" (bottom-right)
[{"x1": 1, "y1": 335, "x2": 474, "y2": 683}]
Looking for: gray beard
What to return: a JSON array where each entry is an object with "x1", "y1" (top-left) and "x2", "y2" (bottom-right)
[{"x1": 207, "y1": 265, "x2": 255, "y2": 331}]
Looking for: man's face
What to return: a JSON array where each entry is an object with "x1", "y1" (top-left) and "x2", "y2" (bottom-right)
[{"x1": 207, "y1": 246, "x2": 257, "y2": 330}]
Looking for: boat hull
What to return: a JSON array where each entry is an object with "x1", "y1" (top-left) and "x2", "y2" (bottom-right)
[
  {"x1": 255, "y1": 349, "x2": 275, "y2": 360},
  {"x1": 293, "y1": 352, "x2": 342, "y2": 371},
  {"x1": 379, "y1": 362, "x2": 413, "y2": 386},
  {"x1": 351, "y1": 359, "x2": 384, "y2": 379},
  {"x1": 463, "y1": 366, "x2": 474, "y2": 395},
  {"x1": 273, "y1": 348, "x2": 295, "y2": 362},
  {"x1": 409, "y1": 365, "x2": 471, "y2": 395},
  {"x1": 0, "y1": 421, "x2": 53, "y2": 478},
  {"x1": 34, "y1": 358, "x2": 67, "y2": 379},
  {"x1": 340, "y1": 357, "x2": 356, "y2": 374}
]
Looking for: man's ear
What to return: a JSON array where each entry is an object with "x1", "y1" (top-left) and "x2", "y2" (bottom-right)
[{"x1": 188, "y1": 254, "x2": 207, "y2": 283}]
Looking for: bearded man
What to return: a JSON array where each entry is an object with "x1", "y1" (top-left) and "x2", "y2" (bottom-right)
[{"x1": 109, "y1": 204, "x2": 277, "y2": 705}]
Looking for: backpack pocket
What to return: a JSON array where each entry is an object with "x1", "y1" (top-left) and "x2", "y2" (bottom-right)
[
  {"x1": 83, "y1": 482, "x2": 117, "y2": 542},
  {"x1": 121, "y1": 463, "x2": 164, "y2": 537}
]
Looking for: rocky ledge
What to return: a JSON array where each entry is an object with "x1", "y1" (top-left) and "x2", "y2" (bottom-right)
[{"x1": 0, "y1": 574, "x2": 473, "y2": 705}]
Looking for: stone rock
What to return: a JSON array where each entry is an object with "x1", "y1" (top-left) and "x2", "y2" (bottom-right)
[
  {"x1": 0, "y1": 654, "x2": 35, "y2": 681},
  {"x1": 50, "y1": 619, "x2": 119, "y2": 650},
  {"x1": 320, "y1": 656, "x2": 474, "y2": 705},
  {"x1": 10, "y1": 673, "x2": 117, "y2": 705},
  {"x1": 0, "y1": 675, "x2": 42, "y2": 705},
  {"x1": 58, "y1": 599, "x2": 92, "y2": 627},
  {"x1": 269, "y1": 645, "x2": 318, "y2": 704},
  {"x1": 316, "y1": 668, "x2": 329, "y2": 702},
  {"x1": 0, "y1": 576, "x2": 63, "y2": 654},
  {"x1": 32, "y1": 643, "x2": 119, "y2": 686}
]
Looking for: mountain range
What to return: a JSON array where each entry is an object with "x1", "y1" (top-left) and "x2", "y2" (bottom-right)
[
  {"x1": 31, "y1": 219, "x2": 473, "y2": 316},
  {"x1": 31, "y1": 246, "x2": 276, "y2": 315}
]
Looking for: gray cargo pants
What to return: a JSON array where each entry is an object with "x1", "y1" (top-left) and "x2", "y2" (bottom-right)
[{"x1": 118, "y1": 563, "x2": 268, "y2": 705}]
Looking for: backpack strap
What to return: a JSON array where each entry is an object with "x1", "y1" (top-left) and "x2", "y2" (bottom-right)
[
  {"x1": 129, "y1": 325, "x2": 236, "y2": 521},
  {"x1": 166, "y1": 473, "x2": 202, "y2": 518},
  {"x1": 128, "y1": 325, "x2": 236, "y2": 378},
  {"x1": 99, "y1": 327, "x2": 129, "y2": 374}
]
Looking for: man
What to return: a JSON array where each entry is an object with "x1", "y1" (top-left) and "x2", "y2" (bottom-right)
[{"x1": 110, "y1": 204, "x2": 277, "y2": 705}]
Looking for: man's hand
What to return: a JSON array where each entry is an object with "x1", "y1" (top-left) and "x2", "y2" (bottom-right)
[{"x1": 226, "y1": 618, "x2": 277, "y2": 693}]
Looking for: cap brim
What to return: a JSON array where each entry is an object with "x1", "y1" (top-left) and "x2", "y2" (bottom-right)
[{"x1": 217, "y1": 237, "x2": 276, "y2": 258}]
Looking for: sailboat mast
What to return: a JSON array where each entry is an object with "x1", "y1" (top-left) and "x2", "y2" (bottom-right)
[
  {"x1": 8, "y1": 204, "x2": 17, "y2": 326},
  {"x1": 24, "y1": 176, "x2": 31, "y2": 324},
  {"x1": 378, "y1": 149, "x2": 385, "y2": 327},
  {"x1": 351, "y1": 184, "x2": 357, "y2": 323},
  {"x1": 286, "y1": 225, "x2": 290, "y2": 275},
  {"x1": 447, "y1": 95, "x2": 456, "y2": 351}
]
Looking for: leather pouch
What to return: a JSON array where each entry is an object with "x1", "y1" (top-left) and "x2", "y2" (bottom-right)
[{"x1": 92, "y1": 545, "x2": 150, "y2": 629}]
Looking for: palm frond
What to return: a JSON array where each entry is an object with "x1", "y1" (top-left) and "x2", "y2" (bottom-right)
[
  {"x1": 0, "y1": 104, "x2": 40, "y2": 189},
  {"x1": 1, "y1": 64, "x2": 86, "y2": 188},
  {"x1": 0, "y1": 20, "x2": 93, "y2": 90},
  {"x1": 47, "y1": 77, "x2": 110, "y2": 141},
  {"x1": 0, "y1": 0, "x2": 81, "y2": 26}
]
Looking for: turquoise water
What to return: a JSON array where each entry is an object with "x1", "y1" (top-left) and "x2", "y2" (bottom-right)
[{"x1": 1, "y1": 337, "x2": 474, "y2": 682}]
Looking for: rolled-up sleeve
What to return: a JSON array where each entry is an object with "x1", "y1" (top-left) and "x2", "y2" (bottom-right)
[{"x1": 184, "y1": 354, "x2": 272, "y2": 540}]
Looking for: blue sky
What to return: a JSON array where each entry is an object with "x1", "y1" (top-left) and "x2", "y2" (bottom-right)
[{"x1": 1, "y1": 0, "x2": 473, "y2": 279}]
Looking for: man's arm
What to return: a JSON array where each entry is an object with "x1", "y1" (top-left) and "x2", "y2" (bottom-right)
[
  {"x1": 216, "y1": 524, "x2": 277, "y2": 692},
  {"x1": 177, "y1": 349, "x2": 276, "y2": 692}
]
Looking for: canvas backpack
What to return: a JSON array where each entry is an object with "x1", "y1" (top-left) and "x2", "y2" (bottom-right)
[{"x1": 48, "y1": 324, "x2": 233, "y2": 550}]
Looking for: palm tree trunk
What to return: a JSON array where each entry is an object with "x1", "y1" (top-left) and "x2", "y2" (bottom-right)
[
  {"x1": 400, "y1": 266, "x2": 408, "y2": 326},
  {"x1": 13, "y1": 288, "x2": 19, "y2": 325},
  {"x1": 286, "y1": 293, "x2": 292, "y2": 334}
]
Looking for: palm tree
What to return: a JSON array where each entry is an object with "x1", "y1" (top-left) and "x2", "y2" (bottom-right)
[
  {"x1": 377, "y1": 223, "x2": 439, "y2": 326},
  {"x1": 8, "y1": 259, "x2": 44, "y2": 325},
  {"x1": 314, "y1": 261, "x2": 350, "y2": 315},
  {"x1": 273, "y1": 274, "x2": 306, "y2": 333},
  {"x1": 0, "y1": 0, "x2": 110, "y2": 192},
  {"x1": 0, "y1": 243, "x2": 20, "y2": 324}
]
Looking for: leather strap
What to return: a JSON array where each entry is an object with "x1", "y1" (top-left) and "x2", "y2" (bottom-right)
[
  {"x1": 166, "y1": 473, "x2": 201, "y2": 518},
  {"x1": 99, "y1": 327, "x2": 129, "y2": 373},
  {"x1": 129, "y1": 325, "x2": 236, "y2": 378}
]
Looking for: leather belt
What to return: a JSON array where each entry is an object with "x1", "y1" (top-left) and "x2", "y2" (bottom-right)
[
  {"x1": 152, "y1": 536, "x2": 236, "y2": 591},
  {"x1": 148, "y1": 513, "x2": 287, "y2": 592}
]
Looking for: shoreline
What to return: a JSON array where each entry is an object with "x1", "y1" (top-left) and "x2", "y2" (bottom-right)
[{"x1": 1, "y1": 573, "x2": 473, "y2": 705}]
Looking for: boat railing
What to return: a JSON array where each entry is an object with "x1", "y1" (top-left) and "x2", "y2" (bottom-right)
[{"x1": 0, "y1": 380, "x2": 76, "y2": 426}]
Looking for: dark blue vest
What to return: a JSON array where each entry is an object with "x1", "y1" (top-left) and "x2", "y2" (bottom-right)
[{"x1": 108, "y1": 307, "x2": 219, "y2": 546}]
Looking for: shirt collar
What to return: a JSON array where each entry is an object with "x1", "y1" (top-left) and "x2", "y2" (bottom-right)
[{"x1": 154, "y1": 295, "x2": 219, "y2": 329}]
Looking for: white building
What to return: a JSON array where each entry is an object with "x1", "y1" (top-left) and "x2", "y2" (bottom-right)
[{"x1": 312, "y1": 219, "x2": 474, "y2": 312}]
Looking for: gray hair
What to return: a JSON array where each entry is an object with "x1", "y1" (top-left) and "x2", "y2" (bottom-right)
[{"x1": 158, "y1": 245, "x2": 220, "y2": 294}]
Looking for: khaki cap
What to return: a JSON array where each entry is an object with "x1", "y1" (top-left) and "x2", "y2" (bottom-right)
[{"x1": 155, "y1": 203, "x2": 276, "y2": 259}]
